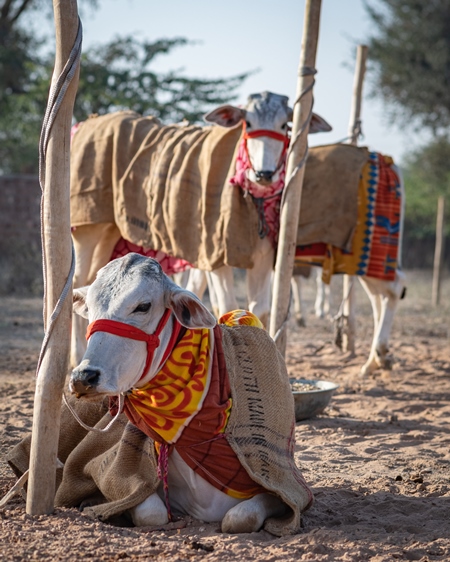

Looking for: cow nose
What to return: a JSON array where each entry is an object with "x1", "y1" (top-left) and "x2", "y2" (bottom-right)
[
  {"x1": 255, "y1": 170, "x2": 274, "y2": 182},
  {"x1": 70, "y1": 368, "x2": 101, "y2": 395}
]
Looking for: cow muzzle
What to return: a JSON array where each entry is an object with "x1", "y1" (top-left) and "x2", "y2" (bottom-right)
[
  {"x1": 70, "y1": 368, "x2": 101, "y2": 398},
  {"x1": 254, "y1": 170, "x2": 275, "y2": 185}
]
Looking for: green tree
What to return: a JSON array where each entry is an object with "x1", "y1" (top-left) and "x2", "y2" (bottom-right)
[
  {"x1": 0, "y1": 1, "x2": 249, "y2": 174},
  {"x1": 365, "y1": 0, "x2": 450, "y2": 266},
  {"x1": 74, "y1": 36, "x2": 249, "y2": 124},
  {"x1": 402, "y1": 137, "x2": 450, "y2": 239},
  {"x1": 365, "y1": 0, "x2": 450, "y2": 133}
]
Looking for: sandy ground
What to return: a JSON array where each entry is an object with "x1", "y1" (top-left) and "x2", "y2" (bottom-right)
[{"x1": 1, "y1": 269, "x2": 449, "y2": 561}]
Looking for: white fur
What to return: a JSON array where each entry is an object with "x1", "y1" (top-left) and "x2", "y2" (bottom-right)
[{"x1": 129, "y1": 449, "x2": 286, "y2": 532}]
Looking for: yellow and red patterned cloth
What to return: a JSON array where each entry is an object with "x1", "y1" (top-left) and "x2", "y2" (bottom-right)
[
  {"x1": 124, "y1": 310, "x2": 266, "y2": 499},
  {"x1": 295, "y1": 152, "x2": 402, "y2": 283}
]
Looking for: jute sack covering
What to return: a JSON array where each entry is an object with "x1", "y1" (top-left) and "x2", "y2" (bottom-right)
[
  {"x1": 7, "y1": 327, "x2": 311, "y2": 536},
  {"x1": 71, "y1": 113, "x2": 369, "y2": 265},
  {"x1": 70, "y1": 111, "x2": 258, "y2": 271},
  {"x1": 298, "y1": 144, "x2": 370, "y2": 251},
  {"x1": 220, "y1": 325, "x2": 313, "y2": 535},
  {"x1": 7, "y1": 396, "x2": 159, "y2": 522}
]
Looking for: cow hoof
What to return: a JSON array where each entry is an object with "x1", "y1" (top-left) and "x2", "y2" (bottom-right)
[
  {"x1": 377, "y1": 353, "x2": 394, "y2": 371},
  {"x1": 221, "y1": 505, "x2": 264, "y2": 534},
  {"x1": 221, "y1": 494, "x2": 286, "y2": 534},
  {"x1": 296, "y1": 315, "x2": 306, "y2": 328},
  {"x1": 360, "y1": 359, "x2": 378, "y2": 377},
  {"x1": 129, "y1": 493, "x2": 169, "y2": 527}
]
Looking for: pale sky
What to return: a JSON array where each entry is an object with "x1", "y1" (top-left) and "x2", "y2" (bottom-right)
[{"x1": 45, "y1": 0, "x2": 424, "y2": 164}]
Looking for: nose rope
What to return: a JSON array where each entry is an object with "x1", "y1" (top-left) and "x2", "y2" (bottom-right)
[{"x1": 62, "y1": 391, "x2": 125, "y2": 433}]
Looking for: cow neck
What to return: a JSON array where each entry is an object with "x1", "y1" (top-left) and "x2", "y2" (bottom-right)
[{"x1": 85, "y1": 308, "x2": 183, "y2": 385}]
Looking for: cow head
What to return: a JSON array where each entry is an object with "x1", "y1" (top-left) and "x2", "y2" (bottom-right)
[
  {"x1": 204, "y1": 91, "x2": 331, "y2": 185},
  {"x1": 70, "y1": 254, "x2": 216, "y2": 398}
]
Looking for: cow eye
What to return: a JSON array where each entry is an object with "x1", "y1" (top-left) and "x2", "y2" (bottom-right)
[
  {"x1": 281, "y1": 123, "x2": 287, "y2": 130},
  {"x1": 133, "y1": 302, "x2": 151, "y2": 313},
  {"x1": 245, "y1": 120, "x2": 252, "y2": 129}
]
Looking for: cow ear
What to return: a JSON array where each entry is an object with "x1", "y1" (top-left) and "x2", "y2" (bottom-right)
[
  {"x1": 166, "y1": 282, "x2": 216, "y2": 329},
  {"x1": 309, "y1": 113, "x2": 332, "y2": 134},
  {"x1": 204, "y1": 105, "x2": 245, "y2": 128},
  {"x1": 73, "y1": 286, "x2": 89, "y2": 319}
]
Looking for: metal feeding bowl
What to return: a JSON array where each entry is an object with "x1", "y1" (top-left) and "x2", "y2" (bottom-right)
[{"x1": 290, "y1": 378, "x2": 339, "y2": 421}]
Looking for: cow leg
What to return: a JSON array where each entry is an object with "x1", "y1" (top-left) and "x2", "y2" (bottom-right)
[
  {"x1": 129, "y1": 492, "x2": 169, "y2": 527},
  {"x1": 207, "y1": 266, "x2": 239, "y2": 318},
  {"x1": 150, "y1": 450, "x2": 287, "y2": 534},
  {"x1": 205, "y1": 272, "x2": 220, "y2": 317},
  {"x1": 184, "y1": 268, "x2": 208, "y2": 300},
  {"x1": 359, "y1": 270, "x2": 406, "y2": 376},
  {"x1": 71, "y1": 223, "x2": 121, "y2": 366},
  {"x1": 342, "y1": 275, "x2": 356, "y2": 355},
  {"x1": 221, "y1": 493, "x2": 288, "y2": 534},
  {"x1": 246, "y1": 237, "x2": 274, "y2": 328},
  {"x1": 314, "y1": 269, "x2": 331, "y2": 319},
  {"x1": 291, "y1": 276, "x2": 306, "y2": 327},
  {"x1": 172, "y1": 270, "x2": 191, "y2": 289}
]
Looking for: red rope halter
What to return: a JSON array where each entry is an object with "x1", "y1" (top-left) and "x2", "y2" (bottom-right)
[
  {"x1": 86, "y1": 308, "x2": 180, "y2": 382},
  {"x1": 242, "y1": 121, "x2": 290, "y2": 172}
]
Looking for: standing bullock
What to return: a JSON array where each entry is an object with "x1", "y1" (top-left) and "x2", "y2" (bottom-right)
[
  {"x1": 186, "y1": 145, "x2": 406, "y2": 377},
  {"x1": 69, "y1": 91, "x2": 330, "y2": 366},
  {"x1": 66, "y1": 254, "x2": 313, "y2": 534}
]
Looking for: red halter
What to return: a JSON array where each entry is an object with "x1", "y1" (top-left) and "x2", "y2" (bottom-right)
[
  {"x1": 242, "y1": 121, "x2": 290, "y2": 172},
  {"x1": 86, "y1": 308, "x2": 181, "y2": 383}
]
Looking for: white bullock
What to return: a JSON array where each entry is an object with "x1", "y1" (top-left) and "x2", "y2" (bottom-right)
[
  {"x1": 197, "y1": 162, "x2": 406, "y2": 377},
  {"x1": 70, "y1": 253, "x2": 311, "y2": 533}
]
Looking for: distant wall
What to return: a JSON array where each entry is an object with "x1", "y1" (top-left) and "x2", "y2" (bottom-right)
[{"x1": 0, "y1": 175, "x2": 43, "y2": 295}]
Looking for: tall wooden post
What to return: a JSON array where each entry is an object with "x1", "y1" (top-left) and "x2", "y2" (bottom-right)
[
  {"x1": 270, "y1": 0, "x2": 322, "y2": 350},
  {"x1": 432, "y1": 196, "x2": 445, "y2": 306},
  {"x1": 348, "y1": 45, "x2": 368, "y2": 145},
  {"x1": 342, "y1": 45, "x2": 368, "y2": 356},
  {"x1": 27, "y1": 0, "x2": 80, "y2": 515}
]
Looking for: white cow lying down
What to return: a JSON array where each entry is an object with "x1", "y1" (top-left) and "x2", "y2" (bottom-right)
[{"x1": 69, "y1": 253, "x2": 313, "y2": 535}]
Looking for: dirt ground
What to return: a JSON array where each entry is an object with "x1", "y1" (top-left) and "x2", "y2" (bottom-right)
[{"x1": 1, "y1": 269, "x2": 449, "y2": 561}]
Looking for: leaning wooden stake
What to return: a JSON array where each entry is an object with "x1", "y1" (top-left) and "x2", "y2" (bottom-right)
[
  {"x1": 27, "y1": 0, "x2": 80, "y2": 515},
  {"x1": 269, "y1": 0, "x2": 322, "y2": 351},
  {"x1": 342, "y1": 44, "x2": 368, "y2": 356},
  {"x1": 432, "y1": 196, "x2": 445, "y2": 307}
]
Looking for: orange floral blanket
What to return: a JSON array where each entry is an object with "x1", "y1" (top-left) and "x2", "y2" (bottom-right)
[{"x1": 124, "y1": 310, "x2": 265, "y2": 499}]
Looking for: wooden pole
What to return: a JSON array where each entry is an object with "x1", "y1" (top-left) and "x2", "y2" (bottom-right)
[
  {"x1": 342, "y1": 45, "x2": 368, "y2": 356},
  {"x1": 348, "y1": 45, "x2": 368, "y2": 145},
  {"x1": 27, "y1": 0, "x2": 80, "y2": 515},
  {"x1": 269, "y1": 0, "x2": 322, "y2": 350},
  {"x1": 432, "y1": 196, "x2": 445, "y2": 306}
]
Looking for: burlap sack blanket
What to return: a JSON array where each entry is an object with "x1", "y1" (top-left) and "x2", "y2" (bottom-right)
[
  {"x1": 7, "y1": 325, "x2": 311, "y2": 536},
  {"x1": 70, "y1": 111, "x2": 258, "y2": 271},
  {"x1": 298, "y1": 144, "x2": 369, "y2": 251},
  {"x1": 71, "y1": 111, "x2": 369, "y2": 270}
]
